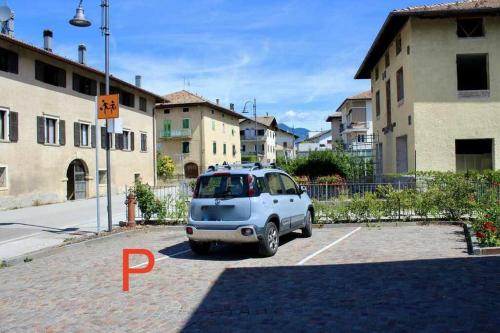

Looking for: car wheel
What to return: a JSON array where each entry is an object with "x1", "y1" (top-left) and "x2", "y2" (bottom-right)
[
  {"x1": 301, "y1": 210, "x2": 313, "y2": 238},
  {"x1": 258, "y1": 222, "x2": 279, "y2": 257},
  {"x1": 189, "y1": 240, "x2": 211, "y2": 255}
]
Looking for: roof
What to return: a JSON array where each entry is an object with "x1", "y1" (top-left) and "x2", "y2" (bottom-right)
[
  {"x1": 326, "y1": 112, "x2": 342, "y2": 122},
  {"x1": 156, "y1": 90, "x2": 247, "y2": 119},
  {"x1": 276, "y1": 127, "x2": 300, "y2": 139},
  {"x1": 239, "y1": 116, "x2": 278, "y2": 129},
  {"x1": 334, "y1": 90, "x2": 372, "y2": 113},
  {"x1": 355, "y1": 0, "x2": 500, "y2": 79},
  {"x1": 0, "y1": 33, "x2": 164, "y2": 101},
  {"x1": 301, "y1": 130, "x2": 331, "y2": 143}
]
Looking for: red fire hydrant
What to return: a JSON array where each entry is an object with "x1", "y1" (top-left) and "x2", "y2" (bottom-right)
[{"x1": 126, "y1": 191, "x2": 136, "y2": 227}]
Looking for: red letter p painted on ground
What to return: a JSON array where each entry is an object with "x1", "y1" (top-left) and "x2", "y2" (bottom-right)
[{"x1": 122, "y1": 249, "x2": 155, "y2": 292}]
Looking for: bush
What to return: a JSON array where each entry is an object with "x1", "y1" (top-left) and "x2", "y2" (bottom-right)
[
  {"x1": 315, "y1": 175, "x2": 345, "y2": 184},
  {"x1": 157, "y1": 154, "x2": 175, "y2": 180},
  {"x1": 472, "y1": 187, "x2": 500, "y2": 247},
  {"x1": 133, "y1": 181, "x2": 164, "y2": 223}
]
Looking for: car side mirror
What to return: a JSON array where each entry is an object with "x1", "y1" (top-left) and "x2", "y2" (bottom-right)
[{"x1": 300, "y1": 185, "x2": 307, "y2": 194}]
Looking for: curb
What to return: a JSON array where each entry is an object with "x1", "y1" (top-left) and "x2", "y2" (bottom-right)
[
  {"x1": 313, "y1": 221, "x2": 464, "y2": 228},
  {"x1": 464, "y1": 223, "x2": 500, "y2": 256}
]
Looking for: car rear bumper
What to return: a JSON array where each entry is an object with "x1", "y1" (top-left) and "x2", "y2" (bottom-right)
[{"x1": 186, "y1": 225, "x2": 259, "y2": 243}]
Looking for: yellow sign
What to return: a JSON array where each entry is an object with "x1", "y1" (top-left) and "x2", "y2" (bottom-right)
[{"x1": 98, "y1": 94, "x2": 120, "y2": 119}]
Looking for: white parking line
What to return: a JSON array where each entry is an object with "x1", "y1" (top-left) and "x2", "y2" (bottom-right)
[
  {"x1": 130, "y1": 249, "x2": 192, "y2": 269},
  {"x1": 296, "y1": 227, "x2": 361, "y2": 266}
]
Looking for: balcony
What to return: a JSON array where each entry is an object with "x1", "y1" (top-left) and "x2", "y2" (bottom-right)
[
  {"x1": 160, "y1": 128, "x2": 192, "y2": 140},
  {"x1": 240, "y1": 135, "x2": 266, "y2": 142}
]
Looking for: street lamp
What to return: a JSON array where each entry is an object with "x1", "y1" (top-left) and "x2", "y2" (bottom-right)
[
  {"x1": 69, "y1": 0, "x2": 113, "y2": 233},
  {"x1": 242, "y1": 99, "x2": 258, "y2": 162}
]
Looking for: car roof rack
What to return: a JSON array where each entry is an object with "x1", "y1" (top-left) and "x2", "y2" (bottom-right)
[
  {"x1": 206, "y1": 164, "x2": 232, "y2": 172},
  {"x1": 206, "y1": 162, "x2": 281, "y2": 173}
]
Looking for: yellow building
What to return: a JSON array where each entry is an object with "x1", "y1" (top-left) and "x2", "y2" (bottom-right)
[
  {"x1": 155, "y1": 90, "x2": 243, "y2": 178},
  {"x1": 0, "y1": 32, "x2": 161, "y2": 209},
  {"x1": 355, "y1": 0, "x2": 500, "y2": 173}
]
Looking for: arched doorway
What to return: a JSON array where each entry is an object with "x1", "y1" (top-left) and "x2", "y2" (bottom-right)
[
  {"x1": 184, "y1": 163, "x2": 199, "y2": 179},
  {"x1": 67, "y1": 159, "x2": 88, "y2": 200}
]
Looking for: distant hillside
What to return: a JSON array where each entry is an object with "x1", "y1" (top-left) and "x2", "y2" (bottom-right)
[{"x1": 278, "y1": 123, "x2": 310, "y2": 142}]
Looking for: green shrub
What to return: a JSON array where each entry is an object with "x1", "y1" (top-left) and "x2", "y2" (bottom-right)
[
  {"x1": 157, "y1": 154, "x2": 175, "y2": 180},
  {"x1": 133, "y1": 181, "x2": 166, "y2": 223}
]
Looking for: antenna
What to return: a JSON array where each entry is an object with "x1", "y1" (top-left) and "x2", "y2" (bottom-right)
[
  {"x1": 0, "y1": 5, "x2": 12, "y2": 21},
  {"x1": 0, "y1": 5, "x2": 13, "y2": 36}
]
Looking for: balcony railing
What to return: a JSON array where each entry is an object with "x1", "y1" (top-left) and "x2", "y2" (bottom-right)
[
  {"x1": 160, "y1": 128, "x2": 192, "y2": 139},
  {"x1": 240, "y1": 135, "x2": 266, "y2": 141}
]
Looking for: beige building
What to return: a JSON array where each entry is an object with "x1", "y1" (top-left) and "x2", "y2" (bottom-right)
[
  {"x1": 239, "y1": 116, "x2": 277, "y2": 163},
  {"x1": 276, "y1": 128, "x2": 298, "y2": 159},
  {"x1": 155, "y1": 90, "x2": 243, "y2": 178},
  {"x1": 0, "y1": 32, "x2": 161, "y2": 209},
  {"x1": 326, "y1": 112, "x2": 342, "y2": 147},
  {"x1": 355, "y1": 0, "x2": 500, "y2": 174}
]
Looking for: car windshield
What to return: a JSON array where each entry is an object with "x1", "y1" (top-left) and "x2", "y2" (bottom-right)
[{"x1": 198, "y1": 174, "x2": 249, "y2": 198}]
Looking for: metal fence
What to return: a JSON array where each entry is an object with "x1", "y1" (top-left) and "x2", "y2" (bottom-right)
[{"x1": 300, "y1": 182, "x2": 416, "y2": 201}]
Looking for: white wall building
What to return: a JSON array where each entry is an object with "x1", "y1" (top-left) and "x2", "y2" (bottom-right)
[{"x1": 296, "y1": 130, "x2": 332, "y2": 156}]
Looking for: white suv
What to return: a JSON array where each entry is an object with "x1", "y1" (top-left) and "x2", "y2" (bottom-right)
[{"x1": 186, "y1": 163, "x2": 313, "y2": 257}]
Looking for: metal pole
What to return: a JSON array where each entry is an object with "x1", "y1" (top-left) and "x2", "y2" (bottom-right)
[
  {"x1": 102, "y1": 0, "x2": 112, "y2": 232},
  {"x1": 253, "y1": 98, "x2": 257, "y2": 162},
  {"x1": 95, "y1": 96, "x2": 100, "y2": 233}
]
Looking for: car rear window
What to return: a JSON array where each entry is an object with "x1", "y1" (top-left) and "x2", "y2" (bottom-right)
[{"x1": 198, "y1": 174, "x2": 250, "y2": 198}]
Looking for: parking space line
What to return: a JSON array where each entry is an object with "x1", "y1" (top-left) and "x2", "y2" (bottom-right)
[
  {"x1": 296, "y1": 227, "x2": 361, "y2": 266},
  {"x1": 130, "y1": 249, "x2": 192, "y2": 269}
]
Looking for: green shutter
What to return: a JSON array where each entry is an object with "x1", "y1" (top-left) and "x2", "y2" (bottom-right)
[{"x1": 182, "y1": 118, "x2": 190, "y2": 129}]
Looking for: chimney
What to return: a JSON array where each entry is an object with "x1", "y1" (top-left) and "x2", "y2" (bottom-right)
[
  {"x1": 229, "y1": 103, "x2": 234, "y2": 111},
  {"x1": 78, "y1": 44, "x2": 86, "y2": 64},
  {"x1": 216, "y1": 98, "x2": 220, "y2": 105},
  {"x1": 135, "y1": 75, "x2": 142, "y2": 88},
  {"x1": 43, "y1": 29, "x2": 53, "y2": 52}
]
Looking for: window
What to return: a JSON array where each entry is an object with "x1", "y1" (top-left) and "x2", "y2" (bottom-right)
[
  {"x1": 280, "y1": 174, "x2": 298, "y2": 195},
  {"x1": 212, "y1": 120, "x2": 215, "y2": 131},
  {"x1": 261, "y1": 144, "x2": 265, "y2": 152},
  {"x1": 211, "y1": 110, "x2": 215, "y2": 115},
  {"x1": 183, "y1": 108, "x2": 189, "y2": 113},
  {"x1": 266, "y1": 173, "x2": 283, "y2": 195},
  {"x1": 385, "y1": 80, "x2": 392, "y2": 128},
  {"x1": 375, "y1": 90, "x2": 381, "y2": 118},
  {"x1": 80, "y1": 123, "x2": 90, "y2": 147},
  {"x1": 123, "y1": 130, "x2": 130, "y2": 150},
  {"x1": 182, "y1": 141, "x2": 190, "y2": 154},
  {"x1": 0, "y1": 47, "x2": 18, "y2": 74},
  {"x1": 257, "y1": 129, "x2": 265, "y2": 136},
  {"x1": 139, "y1": 97, "x2": 147, "y2": 112},
  {"x1": 385, "y1": 52, "x2": 390, "y2": 68},
  {"x1": 213, "y1": 141, "x2": 217, "y2": 154},
  {"x1": 98, "y1": 170, "x2": 107, "y2": 185},
  {"x1": 375, "y1": 66, "x2": 379, "y2": 81},
  {"x1": 232, "y1": 144, "x2": 236, "y2": 156},
  {"x1": 45, "y1": 117, "x2": 58, "y2": 144},
  {"x1": 0, "y1": 166, "x2": 7, "y2": 189},
  {"x1": 35, "y1": 61, "x2": 66, "y2": 87},
  {"x1": 72, "y1": 73, "x2": 97, "y2": 96},
  {"x1": 456, "y1": 139, "x2": 493, "y2": 171},
  {"x1": 134, "y1": 173, "x2": 141, "y2": 183},
  {"x1": 182, "y1": 118, "x2": 190, "y2": 129},
  {"x1": 283, "y1": 142, "x2": 288, "y2": 148},
  {"x1": 232, "y1": 128, "x2": 235, "y2": 136},
  {"x1": 222, "y1": 124, "x2": 225, "y2": 133},
  {"x1": 0, "y1": 110, "x2": 7, "y2": 140},
  {"x1": 457, "y1": 18, "x2": 484, "y2": 38},
  {"x1": 100, "y1": 84, "x2": 135, "y2": 107},
  {"x1": 396, "y1": 35, "x2": 402, "y2": 55},
  {"x1": 223, "y1": 143, "x2": 227, "y2": 155},
  {"x1": 140, "y1": 133, "x2": 147, "y2": 152},
  {"x1": 164, "y1": 109, "x2": 170, "y2": 114},
  {"x1": 457, "y1": 54, "x2": 489, "y2": 91},
  {"x1": 241, "y1": 144, "x2": 246, "y2": 152},
  {"x1": 396, "y1": 67, "x2": 404, "y2": 102}
]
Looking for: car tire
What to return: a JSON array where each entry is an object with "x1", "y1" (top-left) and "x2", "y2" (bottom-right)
[
  {"x1": 258, "y1": 222, "x2": 279, "y2": 257},
  {"x1": 189, "y1": 240, "x2": 211, "y2": 255},
  {"x1": 301, "y1": 210, "x2": 313, "y2": 238}
]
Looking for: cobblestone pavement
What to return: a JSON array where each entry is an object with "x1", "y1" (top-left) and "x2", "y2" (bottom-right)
[{"x1": 0, "y1": 225, "x2": 499, "y2": 332}]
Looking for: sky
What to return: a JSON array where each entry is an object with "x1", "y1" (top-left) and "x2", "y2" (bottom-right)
[{"x1": 7, "y1": 0, "x2": 428, "y2": 131}]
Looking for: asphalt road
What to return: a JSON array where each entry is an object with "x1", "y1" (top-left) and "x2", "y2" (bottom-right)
[
  {"x1": 0, "y1": 194, "x2": 126, "y2": 260},
  {"x1": 1, "y1": 225, "x2": 498, "y2": 332}
]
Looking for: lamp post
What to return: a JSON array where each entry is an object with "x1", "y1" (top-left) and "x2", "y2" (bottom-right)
[
  {"x1": 70, "y1": 0, "x2": 113, "y2": 232},
  {"x1": 242, "y1": 99, "x2": 257, "y2": 162}
]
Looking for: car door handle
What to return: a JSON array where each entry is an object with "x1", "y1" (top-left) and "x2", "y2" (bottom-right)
[
  {"x1": 290, "y1": 198, "x2": 294, "y2": 202},
  {"x1": 273, "y1": 199, "x2": 279, "y2": 204}
]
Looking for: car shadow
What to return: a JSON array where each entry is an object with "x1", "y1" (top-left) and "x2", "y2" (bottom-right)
[
  {"x1": 160, "y1": 232, "x2": 303, "y2": 262},
  {"x1": 181, "y1": 256, "x2": 500, "y2": 332}
]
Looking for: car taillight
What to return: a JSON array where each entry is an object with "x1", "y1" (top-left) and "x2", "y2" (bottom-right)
[
  {"x1": 186, "y1": 227, "x2": 193, "y2": 235},
  {"x1": 247, "y1": 174, "x2": 255, "y2": 197},
  {"x1": 192, "y1": 177, "x2": 201, "y2": 198}
]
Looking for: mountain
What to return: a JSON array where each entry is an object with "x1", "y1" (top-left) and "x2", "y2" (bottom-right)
[{"x1": 278, "y1": 123, "x2": 310, "y2": 142}]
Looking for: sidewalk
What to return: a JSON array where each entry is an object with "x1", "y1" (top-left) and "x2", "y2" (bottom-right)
[{"x1": 0, "y1": 194, "x2": 126, "y2": 260}]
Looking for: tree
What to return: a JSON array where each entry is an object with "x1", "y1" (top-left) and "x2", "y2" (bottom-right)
[{"x1": 157, "y1": 153, "x2": 175, "y2": 180}]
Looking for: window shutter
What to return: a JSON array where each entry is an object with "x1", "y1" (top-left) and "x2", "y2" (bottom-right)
[
  {"x1": 37, "y1": 116, "x2": 45, "y2": 144},
  {"x1": 9, "y1": 111, "x2": 18, "y2": 142},
  {"x1": 143, "y1": 134, "x2": 147, "y2": 151},
  {"x1": 72, "y1": 73, "x2": 80, "y2": 92},
  {"x1": 35, "y1": 61, "x2": 44, "y2": 81},
  {"x1": 90, "y1": 80, "x2": 97, "y2": 96},
  {"x1": 59, "y1": 120, "x2": 66, "y2": 145},
  {"x1": 74, "y1": 122, "x2": 80, "y2": 147},
  {"x1": 58, "y1": 69, "x2": 67, "y2": 88},
  {"x1": 8, "y1": 52, "x2": 18, "y2": 74},
  {"x1": 115, "y1": 133, "x2": 122, "y2": 150},
  {"x1": 91, "y1": 125, "x2": 96, "y2": 148},
  {"x1": 130, "y1": 132, "x2": 135, "y2": 151},
  {"x1": 101, "y1": 126, "x2": 107, "y2": 149}
]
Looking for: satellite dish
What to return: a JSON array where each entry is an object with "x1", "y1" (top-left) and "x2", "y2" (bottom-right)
[{"x1": 0, "y1": 6, "x2": 13, "y2": 22}]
